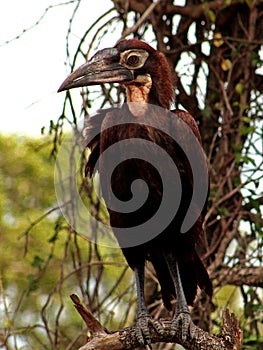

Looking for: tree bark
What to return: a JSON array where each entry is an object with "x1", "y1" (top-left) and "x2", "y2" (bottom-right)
[{"x1": 71, "y1": 294, "x2": 243, "y2": 350}]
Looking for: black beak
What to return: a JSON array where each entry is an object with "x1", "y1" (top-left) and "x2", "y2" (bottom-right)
[{"x1": 58, "y1": 47, "x2": 134, "y2": 92}]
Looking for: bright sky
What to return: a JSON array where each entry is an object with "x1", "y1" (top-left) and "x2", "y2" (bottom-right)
[
  {"x1": 2, "y1": 1, "x2": 262, "y2": 137},
  {"x1": 0, "y1": 0, "x2": 113, "y2": 136}
]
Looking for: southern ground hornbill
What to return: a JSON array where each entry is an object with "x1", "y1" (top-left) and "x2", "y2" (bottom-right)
[{"x1": 58, "y1": 39, "x2": 213, "y2": 347}]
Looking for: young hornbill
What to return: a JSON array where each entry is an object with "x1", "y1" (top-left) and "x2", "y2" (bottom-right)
[{"x1": 58, "y1": 39, "x2": 212, "y2": 347}]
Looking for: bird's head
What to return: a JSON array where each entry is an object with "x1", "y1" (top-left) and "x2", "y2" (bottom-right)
[{"x1": 58, "y1": 39, "x2": 174, "y2": 109}]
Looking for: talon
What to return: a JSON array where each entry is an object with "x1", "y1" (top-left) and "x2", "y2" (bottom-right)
[
  {"x1": 134, "y1": 324, "x2": 145, "y2": 348},
  {"x1": 170, "y1": 316, "x2": 179, "y2": 336},
  {"x1": 189, "y1": 321, "x2": 197, "y2": 339},
  {"x1": 172, "y1": 311, "x2": 193, "y2": 343},
  {"x1": 152, "y1": 319, "x2": 164, "y2": 335},
  {"x1": 135, "y1": 313, "x2": 152, "y2": 348},
  {"x1": 135, "y1": 312, "x2": 165, "y2": 348}
]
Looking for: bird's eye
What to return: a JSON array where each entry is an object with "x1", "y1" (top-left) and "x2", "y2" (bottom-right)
[{"x1": 127, "y1": 55, "x2": 140, "y2": 66}]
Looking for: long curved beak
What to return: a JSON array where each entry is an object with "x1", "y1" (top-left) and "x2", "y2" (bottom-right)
[{"x1": 58, "y1": 48, "x2": 134, "y2": 92}]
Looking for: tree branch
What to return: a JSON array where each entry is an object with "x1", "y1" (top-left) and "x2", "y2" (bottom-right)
[
  {"x1": 165, "y1": 0, "x2": 241, "y2": 19},
  {"x1": 216, "y1": 266, "x2": 263, "y2": 288},
  {"x1": 120, "y1": 0, "x2": 162, "y2": 39},
  {"x1": 70, "y1": 294, "x2": 242, "y2": 350}
]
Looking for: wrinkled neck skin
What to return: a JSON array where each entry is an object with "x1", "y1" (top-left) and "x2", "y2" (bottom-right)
[{"x1": 124, "y1": 74, "x2": 152, "y2": 118}]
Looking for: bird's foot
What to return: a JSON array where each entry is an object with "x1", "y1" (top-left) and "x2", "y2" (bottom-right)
[
  {"x1": 135, "y1": 311, "x2": 163, "y2": 348},
  {"x1": 171, "y1": 309, "x2": 196, "y2": 343}
]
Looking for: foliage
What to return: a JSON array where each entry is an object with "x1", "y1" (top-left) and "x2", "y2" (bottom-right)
[
  {"x1": 0, "y1": 135, "x2": 134, "y2": 349},
  {"x1": 0, "y1": 135, "x2": 55, "y2": 289}
]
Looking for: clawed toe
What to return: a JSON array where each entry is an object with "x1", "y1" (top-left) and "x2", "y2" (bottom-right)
[
  {"x1": 172, "y1": 311, "x2": 195, "y2": 343},
  {"x1": 135, "y1": 313, "x2": 152, "y2": 348},
  {"x1": 152, "y1": 319, "x2": 164, "y2": 335},
  {"x1": 135, "y1": 314, "x2": 164, "y2": 348}
]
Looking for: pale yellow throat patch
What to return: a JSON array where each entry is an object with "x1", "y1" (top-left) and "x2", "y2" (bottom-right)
[{"x1": 124, "y1": 74, "x2": 152, "y2": 103}]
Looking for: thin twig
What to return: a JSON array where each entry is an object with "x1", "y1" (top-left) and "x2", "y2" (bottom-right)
[{"x1": 121, "y1": 0, "x2": 162, "y2": 39}]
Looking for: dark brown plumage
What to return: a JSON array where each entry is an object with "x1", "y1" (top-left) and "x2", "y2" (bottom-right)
[{"x1": 58, "y1": 39, "x2": 212, "y2": 346}]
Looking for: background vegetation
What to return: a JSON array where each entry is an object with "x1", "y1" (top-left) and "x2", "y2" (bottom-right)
[{"x1": 1, "y1": 0, "x2": 262, "y2": 349}]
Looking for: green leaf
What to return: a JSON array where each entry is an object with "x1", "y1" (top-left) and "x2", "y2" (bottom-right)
[
  {"x1": 242, "y1": 116, "x2": 251, "y2": 124},
  {"x1": 250, "y1": 51, "x2": 260, "y2": 67},
  {"x1": 31, "y1": 255, "x2": 44, "y2": 270},
  {"x1": 235, "y1": 152, "x2": 241, "y2": 164},
  {"x1": 241, "y1": 155, "x2": 256, "y2": 166},
  {"x1": 233, "y1": 176, "x2": 240, "y2": 187},
  {"x1": 240, "y1": 125, "x2": 256, "y2": 136},
  {"x1": 232, "y1": 143, "x2": 242, "y2": 153},
  {"x1": 207, "y1": 10, "x2": 216, "y2": 22},
  {"x1": 221, "y1": 58, "x2": 232, "y2": 71},
  {"x1": 48, "y1": 231, "x2": 58, "y2": 243},
  {"x1": 218, "y1": 207, "x2": 230, "y2": 216},
  {"x1": 27, "y1": 274, "x2": 39, "y2": 292},
  {"x1": 235, "y1": 82, "x2": 244, "y2": 95}
]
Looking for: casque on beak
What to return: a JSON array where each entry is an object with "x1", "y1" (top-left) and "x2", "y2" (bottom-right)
[{"x1": 58, "y1": 47, "x2": 134, "y2": 92}]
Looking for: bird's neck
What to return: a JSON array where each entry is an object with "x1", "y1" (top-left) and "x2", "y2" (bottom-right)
[{"x1": 124, "y1": 74, "x2": 152, "y2": 103}]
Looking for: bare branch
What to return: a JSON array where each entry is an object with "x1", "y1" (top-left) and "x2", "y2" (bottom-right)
[
  {"x1": 165, "y1": 0, "x2": 241, "y2": 19},
  {"x1": 0, "y1": 0, "x2": 78, "y2": 47},
  {"x1": 121, "y1": 0, "x2": 162, "y2": 39},
  {"x1": 216, "y1": 266, "x2": 263, "y2": 288},
  {"x1": 71, "y1": 295, "x2": 243, "y2": 350},
  {"x1": 71, "y1": 295, "x2": 106, "y2": 335}
]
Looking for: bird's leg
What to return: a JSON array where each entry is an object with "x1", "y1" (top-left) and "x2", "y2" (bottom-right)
[
  {"x1": 165, "y1": 252, "x2": 196, "y2": 342},
  {"x1": 134, "y1": 264, "x2": 152, "y2": 348},
  {"x1": 133, "y1": 265, "x2": 163, "y2": 348}
]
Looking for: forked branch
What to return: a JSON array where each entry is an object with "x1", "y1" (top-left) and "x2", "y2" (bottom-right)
[{"x1": 70, "y1": 294, "x2": 242, "y2": 350}]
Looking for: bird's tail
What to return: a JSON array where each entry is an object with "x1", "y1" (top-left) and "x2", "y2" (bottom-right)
[
  {"x1": 178, "y1": 250, "x2": 213, "y2": 305},
  {"x1": 151, "y1": 250, "x2": 212, "y2": 310}
]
